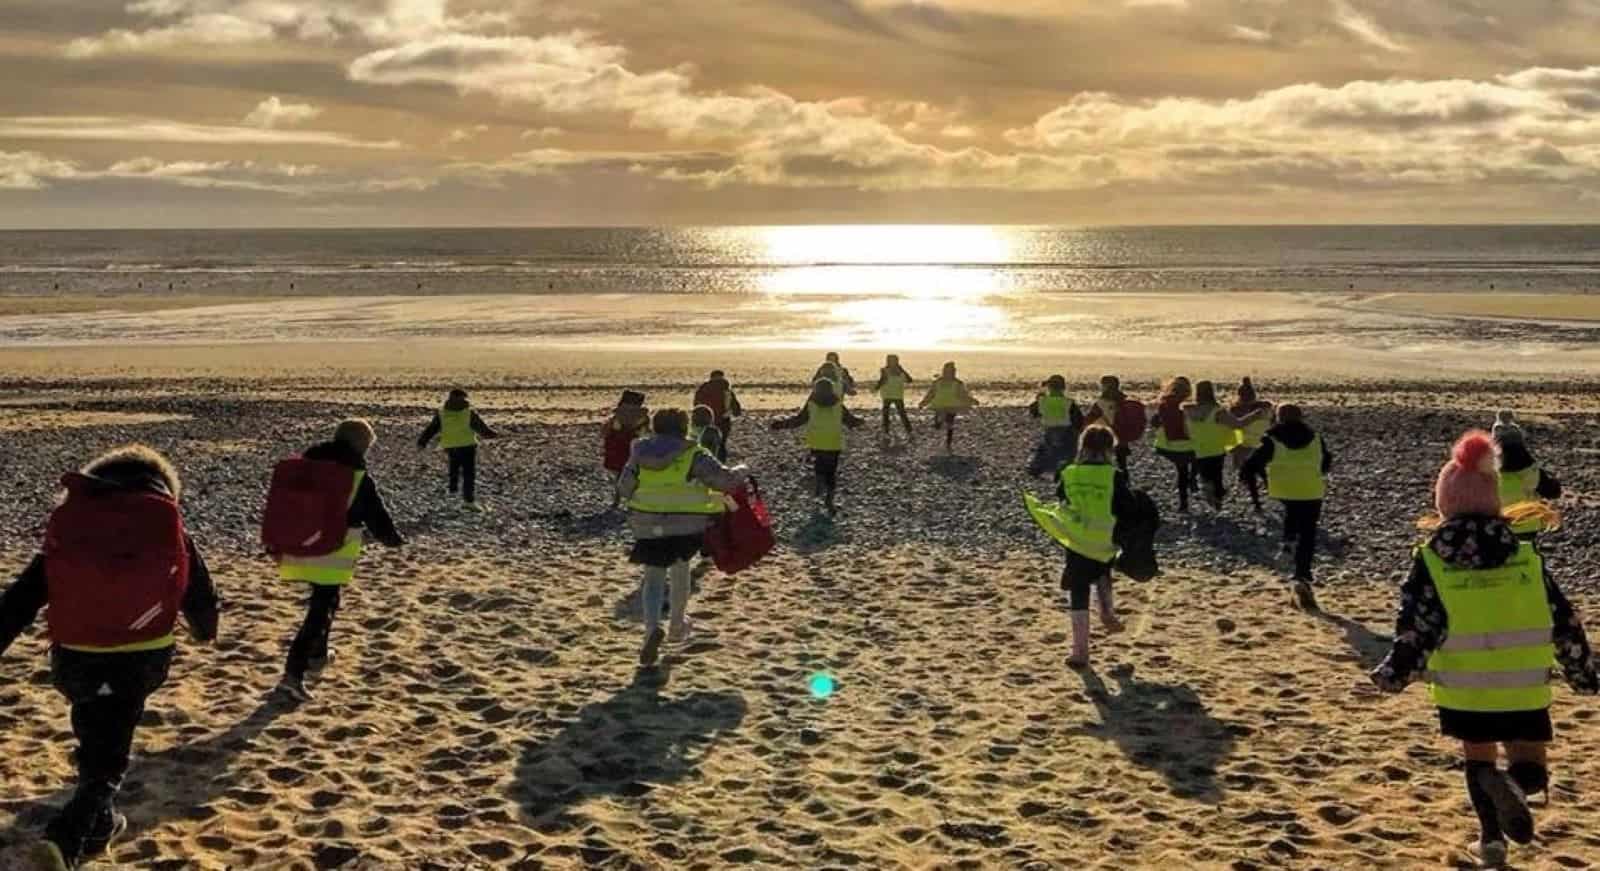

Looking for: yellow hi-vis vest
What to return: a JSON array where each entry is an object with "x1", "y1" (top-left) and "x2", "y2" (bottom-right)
[
  {"x1": 626, "y1": 447, "x2": 725, "y2": 515},
  {"x1": 880, "y1": 372, "x2": 907, "y2": 401},
  {"x1": 931, "y1": 379, "x2": 965, "y2": 411},
  {"x1": 438, "y1": 406, "x2": 478, "y2": 449},
  {"x1": 280, "y1": 471, "x2": 366, "y2": 586},
  {"x1": 1266, "y1": 435, "x2": 1325, "y2": 501},
  {"x1": 1498, "y1": 466, "x2": 1546, "y2": 535},
  {"x1": 1190, "y1": 407, "x2": 1233, "y2": 459},
  {"x1": 1024, "y1": 464, "x2": 1118, "y2": 563},
  {"x1": 806, "y1": 401, "x2": 845, "y2": 451},
  {"x1": 1234, "y1": 415, "x2": 1271, "y2": 449},
  {"x1": 1038, "y1": 393, "x2": 1071, "y2": 429},
  {"x1": 1423, "y1": 543, "x2": 1554, "y2": 713}
]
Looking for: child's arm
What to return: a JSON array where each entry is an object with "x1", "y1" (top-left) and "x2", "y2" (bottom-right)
[
  {"x1": 0, "y1": 556, "x2": 47, "y2": 657},
  {"x1": 728, "y1": 390, "x2": 743, "y2": 417},
  {"x1": 470, "y1": 411, "x2": 499, "y2": 439},
  {"x1": 1548, "y1": 574, "x2": 1599, "y2": 694},
  {"x1": 1370, "y1": 553, "x2": 1448, "y2": 692},
  {"x1": 353, "y1": 475, "x2": 405, "y2": 548},
  {"x1": 417, "y1": 414, "x2": 441, "y2": 449},
  {"x1": 771, "y1": 405, "x2": 811, "y2": 431},
  {"x1": 181, "y1": 537, "x2": 220, "y2": 644},
  {"x1": 842, "y1": 407, "x2": 866, "y2": 428},
  {"x1": 1239, "y1": 438, "x2": 1274, "y2": 484}
]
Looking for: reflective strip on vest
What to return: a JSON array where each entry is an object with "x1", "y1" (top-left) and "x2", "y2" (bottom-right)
[
  {"x1": 63, "y1": 633, "x2": 178, "y2": 654},
  {"x1": 438, "y1": 407, "x2": 478, "y2": 449},
  {"x1": 626, "y1": 446, "x2": 726, "y2": 515},
  {"x1": 880, "y1": 374, "x2": 907, "y2": 401},
  {"x1": 279, "y1": 471, "x2": 365, "y2": 585},
  {"x1": 1189, "y1": 407, "x2": 1232, "y2": 459},
  {"x1": 1266, "y1": 435, "x2": 1326, "y2": 501},
  {"x1": 806, "y1": 402, "x2": 845, "y2": 451},
  {"x1": 1038, "y1": 393, "x2": 1070, "y2": 429},
  {"x1": 1424, "y1": 542, "x2": 1555, "y2": 713}
]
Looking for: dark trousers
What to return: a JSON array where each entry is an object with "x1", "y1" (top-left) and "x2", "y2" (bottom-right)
[
  {"x1": 1282, "y1": 499, "x2": 1323, "y2": 582},
  {"x1": 812, "y1": 451, "x2": 841, "y2": 495},
  {"x1": 46, "y1": 647, "x2": 172, "y2": 862},
  {"x1": 286, "y1": 584, "x2": 341, "y2": 678},
  {"x1": 1114, "y1": 443, "x2": 1131, "y2": 472},
  {"x1": 881, "y1": 400, "x2": 912, "y2": 434},
  {"x1": 1157, "y1": 449, "x2": 1195, "y2": 511},
  {"x1": 447, "y1": 446, "x2": 478, "y2": 503},
  {"x1": 1061, "y1": 550, "x2": 1112, "y2": 611},
  {"x1": 715, "y1": 417, "x2": 734, "y2": 461},
  {"x1": 1195, "y1": 455, "x2": 1226, "y2": 504}
]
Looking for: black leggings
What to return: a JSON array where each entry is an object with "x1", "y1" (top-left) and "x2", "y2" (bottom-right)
[
  {"x1": 882, "y1": 399, "x2": 912, "y2": 433},
  {"x1": 286, "y1": 583, "x2": 341, "y2": 677},
  {"x1": 1282, "y1": 499, "x2": 1323, "y2": 582},
  {"x1": 1061, "y1": 550, "x2": 1112, "y2": 611},
  {"x1": 447, "y1": 445, "x2": 477, "y2": 503},
  {"x1": 1157, "y1": 449, "x2": 1195, "y2": 511},
  {"x1": 812, "y1": 450, "x2": 841, "y2": 495},
  {"x1": 1114, "y1": 443, "x2": 1131, "y2": 472},
  {"x1": 1195, "y1": 455, "x2": 1226, "y2": 503}
]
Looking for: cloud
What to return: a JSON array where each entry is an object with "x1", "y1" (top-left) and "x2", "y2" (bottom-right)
[
  {"x1": 520, "y1": 126, "x2": 565, "y2": 140},
  {"x1": 0, "y1": 151, "x2": 79, "y2": 190},
  {"x1": 242, "y1": 96, "x2": 324, "y2": 129},
  {"x1": 1330, "y1": 0, "x2": 1408, "y2": 53},
  {"x1": 93, "y1": 156, "x2": 430, "y2": 196},
  {"x1": 65, "y1": 0, "x2": 507, "y2": 56},
  {"x1": 0, "y1": 116, "x2": 401, "y2": 149},
  {"x1": 443, "y1": 124, "x2": 490, "y2": 144},
  {"x1": 1230, "y1": 25, "x2": 1272, "y2": 44}
]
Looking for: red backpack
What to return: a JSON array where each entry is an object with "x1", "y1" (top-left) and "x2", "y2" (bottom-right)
[
  {"x1": 1115, "y1": 398, "x2": 1149, "y2": 444},
  {"x1": 703, "y1": 480, "x2": 775, "y2": 574},
  {"x1": 262, "y1": 457, "x2": 356, "y2": 557},
  {"x1": 44, "y1": 474, "x2": 190, "y2": 649}
]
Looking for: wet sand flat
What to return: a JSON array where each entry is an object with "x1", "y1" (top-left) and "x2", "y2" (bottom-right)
[{"x1": 1363, "y1": 292, "x2": 1600, "y2": 323}]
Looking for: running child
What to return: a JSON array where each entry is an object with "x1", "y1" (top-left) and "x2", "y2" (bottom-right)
[
  {"x1": 874, "y1": 354, "x2": 916, "y2": 439},
  {"x1": 1493, "y1": 411, "x2": 1562, "y2": 540},
  {"x1": 1370, "y1": 430, "x2": 1596, "y2": 868},
  {"x1": 692, "y1": 371, "x2": 743, "y2": 460},
  {"x1": 1239, "y1": 404, "x2": 1332, "y2": 610},
  {"x1": 1151, "y1": 377, "x2": 1197, "y2": 513},
  {"x1": 0, "y1": 445, "x2": 220, "y2": 870},
  {"x1": 1083, "y1": 375, "x2": 1146, "y2": 472},
  {"x1": 1027, "y1": 374, "x2": 1085, "y2": 478},
  {"x1": 1185, "y1": 380, "x2": 1268, "y2": 511},
  {"x1": 276, "y1": 419, "x2": 405, "y2": 701},
  {"x1": 919, "y1": 361, "x2": 979, "y2": 453},
  {"x1": 603, "y1": 390, "x2": 650, "y2": 509},
  {"x1": 1228, "y1": 378, "x2": 1275, "y2": 512},
  {"x1": 416, "y1": 388, "x2": 499, "y2": 511},
  {"x1": 617, "y1": 408, "x2": 748, "y2": 666},
  {"x1": 773, "y1": 379, "x2": 865, "y2": 516}
]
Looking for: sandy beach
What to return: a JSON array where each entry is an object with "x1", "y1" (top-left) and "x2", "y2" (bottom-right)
[{"x1": 1, "y1": 321, "x2": 1599, "y2": 869}]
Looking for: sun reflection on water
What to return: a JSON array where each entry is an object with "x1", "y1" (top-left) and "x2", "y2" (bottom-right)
[{"x1": 757, "y1": 226, "x2": 1016, "y2": 347}]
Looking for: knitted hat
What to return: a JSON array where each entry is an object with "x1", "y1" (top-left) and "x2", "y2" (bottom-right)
[
  {"x1": 1435, "y1": 430, "x2": 1501, "y2": 518},
  {"x1": 1491, "y1": 410, "x2": 1524, "y2": 446}
]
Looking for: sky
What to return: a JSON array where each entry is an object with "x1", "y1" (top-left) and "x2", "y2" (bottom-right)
[{"x1": 5, "y1": 0, "x2": 1600, "y2": 227}]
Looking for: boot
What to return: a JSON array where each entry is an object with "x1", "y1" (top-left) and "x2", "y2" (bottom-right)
[{"x1": 1067, "y1": 610, "x2": 1091, "y2": 668}]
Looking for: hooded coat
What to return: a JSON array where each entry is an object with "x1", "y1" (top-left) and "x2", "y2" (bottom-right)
[
  {"x1": 617, "y1": 435, "x2": 748, "y2": 539},
  {"x1": 1239, "y1": 419, "x2": 1334, "y2": 490}
]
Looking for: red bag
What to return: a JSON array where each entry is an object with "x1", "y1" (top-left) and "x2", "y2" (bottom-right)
[
  {"x1": 703, "y1": 480, "x2": 775, "y2": 574},
  {"x1": 262, "y1": 457, "x2": 356, "y2": 557},
  {"x1": 44, "y1": 473, "x2": 190, "y2": 648}
]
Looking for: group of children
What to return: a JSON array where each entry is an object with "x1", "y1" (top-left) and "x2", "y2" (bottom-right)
[{"x1": 1, "y1": 371, "x2": 1593, "y2": 870}]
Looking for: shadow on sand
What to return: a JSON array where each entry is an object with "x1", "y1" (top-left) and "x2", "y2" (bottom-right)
[
  {"x1": 0, "y1": 695, "x2": 296, "y2": 851},
  {"x1": 1073, "y1": 664, "x2": 1236, "y2": 805},
  {"x1": 510, "y1": 665, "x2": 746, "y2": 832},
  {"x1": 1313, "y1": 611, "x2": 1394, "y2": 670}
]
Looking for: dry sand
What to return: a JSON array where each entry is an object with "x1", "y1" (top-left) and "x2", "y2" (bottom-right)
[{"x1": 1, "y1": 356, "x2": 1599, "y2": 869}]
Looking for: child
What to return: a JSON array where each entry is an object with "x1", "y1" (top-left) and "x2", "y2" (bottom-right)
[
  {"x1": 1185, "y1": 380, "x2": 1268, "y2": 511},
  {"x1": 812, "y1": 352, "x2": 857, "y2": 397},
  {"x1": 875, "y1": 354, "x2": 915, "y2": 438},
  {"x1": 692, "y1": 371, "x2": 743, "y2": 460},
  {"x1": 416, "y1": 388, "x2": 499, "y2": 511},
  {"x1": 690, "y1": 405, "x2": 725, "y2": 459},
  {"x1": 604, "y1": 391, "x2": 650, "y2": 509},
  {"x1": 1083, "y1": 375, "x2": 1146, "y2": 472},
  {"x1": 773, "y1": 379, "x2": 865, "y2": 516},
  {"x1": 617, "y1": 408, "x2": 748, "y2": 666},
  {"x1": 0, "y1": 445, "x2": 220, "y2": 869},
  {"x1": 278, "y1": 419, "x2": 405, "y2": 701},
  {"x1": 1493, "y1": 411, "x2": 1562, "y2": 539},
  {"x1": 919, "y1": 361, "x2": 978, "y2": 453},
  {"x1": 1027, "y1": 375, "x2": 1085, "y2": 478},
  {"x1": 1027, "y1": 426, "x2": 1136, "y2": 668},
  {"x1": 1151, "y1": 377, "x2": 1196, "y2": 513},
  {"x1": 1229, "y1": 378, "x2": 1275, "y2": 512},
  {"x1": 1240, "y1": 404, "x2": 1333, "y2": 610},
  {"x1": 1371, "y1": 431, "x2": 1596, "y2": 868}
]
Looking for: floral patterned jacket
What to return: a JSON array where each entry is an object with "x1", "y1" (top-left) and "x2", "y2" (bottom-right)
[{"x1": 1371, "y1": 515, "x2": 1599, "y2": 696}]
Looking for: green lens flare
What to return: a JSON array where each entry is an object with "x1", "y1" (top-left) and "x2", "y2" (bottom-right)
[{"x1": 808, "y1": 672, "x2": 836, "y2": 699}]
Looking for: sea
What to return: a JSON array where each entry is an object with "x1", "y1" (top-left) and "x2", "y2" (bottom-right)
[{"x1": 3, "y1": 225, "x2": 1600, "y2": 297}]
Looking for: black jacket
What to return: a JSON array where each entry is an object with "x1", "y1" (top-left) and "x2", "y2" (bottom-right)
[
  {"x1": 1239, "y1": 421, "x2": 1333, "y2": 487},
  {"x1": 0, "y1": 470, "x2": 219, "y2": 656},
  {"x1": 303, "y1": 440, "x2": 404, "y2": 547},
  {"x1": 417, "y1": 398, "x2": 498, "y2": 448}
]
